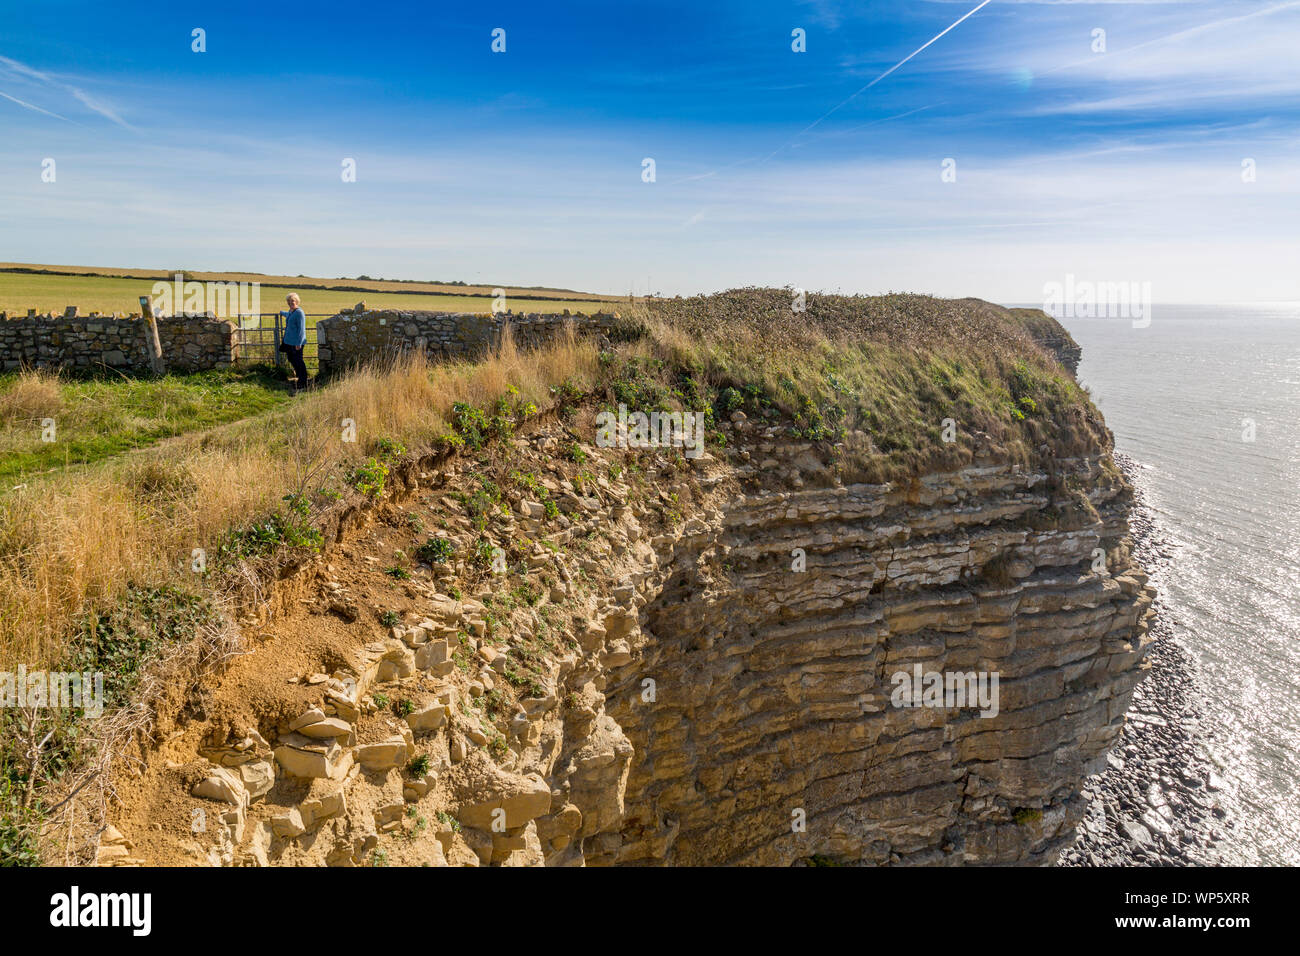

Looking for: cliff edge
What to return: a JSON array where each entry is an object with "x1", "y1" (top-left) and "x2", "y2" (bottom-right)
[{"x1": 64, "y1": 290, "x2": 1153, "y2": 867}]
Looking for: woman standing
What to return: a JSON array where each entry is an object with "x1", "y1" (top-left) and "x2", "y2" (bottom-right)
[{"x1": 279, "y1": 293, "x2": 310, "y2": 394}]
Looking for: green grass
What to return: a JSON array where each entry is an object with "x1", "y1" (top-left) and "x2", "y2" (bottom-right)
[
  {"x1": 0, "y1": 272, "x2": 610, "y2": 320},
  {"x1": 636, "y1": 289, "x2": 1105, "y2": 481},
  {"x1": 0, "y1": 367, "x2": 288, "y2": 482}
]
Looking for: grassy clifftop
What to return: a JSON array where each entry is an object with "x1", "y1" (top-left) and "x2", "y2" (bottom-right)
[
  {"x1": 635, "y1": 288, "x2": 1104, "y2": 478},
  {"x1": 0, "y1": 288, "x2": 1103, "y2": 663}
]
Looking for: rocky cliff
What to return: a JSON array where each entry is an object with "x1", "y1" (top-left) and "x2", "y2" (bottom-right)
[
  {"x1": 605, "y1": 452, "x2": 1152, "y2": 865},
  {"x1": 79, "y1": 293, "x2": 1154, "y2": 867},
  {"x1": 98, "y1": 407, "x2": 1154, "y2": 868}
]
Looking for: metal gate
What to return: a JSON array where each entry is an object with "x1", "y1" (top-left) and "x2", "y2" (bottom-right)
[{"x1": 233, "y1": 313, "x2": 321, "y2": 371}]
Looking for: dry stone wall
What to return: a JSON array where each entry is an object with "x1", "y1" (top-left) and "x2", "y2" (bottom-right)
[
  {"x1": 154, "y1": 315, "x2": 238, "y2": 372},
  {"x1": 315, "y1": 308, "x2": 618, "y2": 375},
  {"x1": 0, "y1": 309, "x2": 236, "y2": 373}
]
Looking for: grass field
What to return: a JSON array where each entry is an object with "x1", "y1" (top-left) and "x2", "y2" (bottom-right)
[
  {"x1": 0, "y1": 262, "x2": 617, "y2": 300},
  {"x1": 0, "y1": 270, "x2": 618, "y2": 319},
  {"x1": 0, "y1": 368, "x2": 289, "y2": 482}
]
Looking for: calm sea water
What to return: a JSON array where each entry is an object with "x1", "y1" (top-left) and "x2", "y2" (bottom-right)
[{"x1": 1056, "y1": 304, "x2": 1300, "y2": 866}]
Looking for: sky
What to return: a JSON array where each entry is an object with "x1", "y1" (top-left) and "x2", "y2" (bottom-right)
[{"x1": 1, "y1": 0, "x2": 1298, "y2": 302}]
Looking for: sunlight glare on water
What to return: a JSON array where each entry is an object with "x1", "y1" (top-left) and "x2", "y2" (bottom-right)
[{"x1": 1063, "y1": 304, "x2": 1300, "y2": 865}]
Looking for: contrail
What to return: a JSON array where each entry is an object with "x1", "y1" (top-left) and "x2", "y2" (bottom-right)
[
  {"x1": 795, "y1": 0, "x2": 993, "y2": 139},
  {"x1": 836, "y1": 103, "x2": 941, "y2": 136},
  {"x1": 670, "y1": 2, "x2": 992, "y2": 181},
  {"x1": 0, "y1": 89, "x2": 69, "y2": 121}
]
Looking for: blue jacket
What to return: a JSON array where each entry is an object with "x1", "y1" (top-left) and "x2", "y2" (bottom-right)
[{"x1": 280, "y1": 307, "x2": 307, "y2": 347}]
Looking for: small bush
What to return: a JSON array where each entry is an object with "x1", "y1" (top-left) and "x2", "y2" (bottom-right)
[
  {"x1": 981, "y1": 553, "x2": 1015, "y2": 588},
  {"x1": 0, "y1": 779, "x2": 41, "y2": 867},
  {"x1": 217, "y1": 497, "x2": 323, "y2": 563},
  {"x1": 408, "y1": 753, "x2": 431, "y2": 776},
  {"x1": 348, "y1": 457, "x2": 389, "y2": 497},
  {"x1": 416, "y1": 537, "x2": 455, "y2": 564},
  {"x1": 374, "y1": 437, "x2": 406, "y2": 461}
]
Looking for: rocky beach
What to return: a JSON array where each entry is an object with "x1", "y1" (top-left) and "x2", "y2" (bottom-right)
[{"x1": 1061, "y1": 453, "x2": 1233, "y2": 867}]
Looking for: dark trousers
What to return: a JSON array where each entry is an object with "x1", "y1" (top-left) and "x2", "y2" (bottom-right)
[{"x1": 286, "y1": 345, "x2": 309, "y2": 388}]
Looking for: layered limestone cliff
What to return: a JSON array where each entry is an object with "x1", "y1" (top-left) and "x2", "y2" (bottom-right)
[
  {"x1": 605, "y1": 454, "x2": 1152, "y2": 865},
  {"x1": 99, "y1": 404, "x2": 1154, "y2": 867}
]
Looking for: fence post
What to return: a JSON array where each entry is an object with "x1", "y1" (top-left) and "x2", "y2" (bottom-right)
[
  {"x1": 138, "y1": 295, "x2": 167, "y2": 376},
  {"x1": 273, "y1": 312, "x2": 284, "y2": 369}
]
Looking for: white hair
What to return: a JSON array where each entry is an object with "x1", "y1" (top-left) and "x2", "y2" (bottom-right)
[{"x1": 286, "y1": 293, "x2": 300, "y2": 306}]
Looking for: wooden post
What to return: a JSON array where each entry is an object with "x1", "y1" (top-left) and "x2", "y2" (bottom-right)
[{"x1": 138, "y1": 295, "x2": 166, "y2": 376}]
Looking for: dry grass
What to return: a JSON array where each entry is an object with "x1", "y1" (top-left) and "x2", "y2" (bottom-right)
[
  {"x1": 630, "y1": 289, "x2": 1108, "y2": 479},
  {"x1": 46, "y1": 611, "x2": 244, "y2": 865},
  {"x1": 0, "y1": 288, "x2": 1102, "y2": 670},
  {"x1": 0, "y1": 329, "x2": 598, "y2": 669},
  {"x1": 0, "y1": 368, "x2": 64, "y2": 426},
  {"x1": 643, "y1": 288, "x2": 1063, "y2": 361}
]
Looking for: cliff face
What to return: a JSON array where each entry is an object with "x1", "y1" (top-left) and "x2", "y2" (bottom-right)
[
  {"x1": 91, "y1": 297, "x2": 1154, "y2": 868},
  {"x1": 99, "y1": 416, "x2": 1154, "y2": 868},
  {"x1": 1004, "y1": 306, "x2": 1083, "y2": 375},
  {"x1": 602, "y1": 454, "x2": 1153, "y2": 865}
]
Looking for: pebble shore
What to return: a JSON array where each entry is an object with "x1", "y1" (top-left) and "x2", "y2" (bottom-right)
[{"x1": 1060, "y1": 453, "x2": 1232, "y2": 867}]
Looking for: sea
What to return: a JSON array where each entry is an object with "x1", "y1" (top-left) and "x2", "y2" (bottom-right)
[{"x1": 1058, "y1": 304, "x2": 1300, "y2": 866}]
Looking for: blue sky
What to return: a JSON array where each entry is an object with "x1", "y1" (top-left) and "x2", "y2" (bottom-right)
[{"x1": 1, "y1": 0, "x2": 1298, "y2": 301}]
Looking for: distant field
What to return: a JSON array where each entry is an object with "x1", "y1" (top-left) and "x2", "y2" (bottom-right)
[
  {"x1": 0, "y1": 270, "x2": 620, "y2": 319},
  {"x1": 0, "y1": 262, "x2": 618, "y2": 302}
]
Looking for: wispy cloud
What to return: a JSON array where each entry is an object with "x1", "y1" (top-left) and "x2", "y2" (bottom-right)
[
  {"x1": 0, "y1": 54, "x2": 54, "y2": 84},
  {"x1": 0, "y1": 1, "x2": 1294, "y2": 302},
  {"x1": 68, "y1": 88, "x2": 131, "y2": 129},
  {"x1": 797, "y1": 0, "x2": 846, "y2": 31},
  {"x1": 931, "y1": 0, "x2": 1300, "y2": 118},
  {"x1": 0, "y1": 53, "x2": 134, "y2": 130},
  {"x1": 921, "y1": 1, "x2": 1197, "y2": 5}
]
